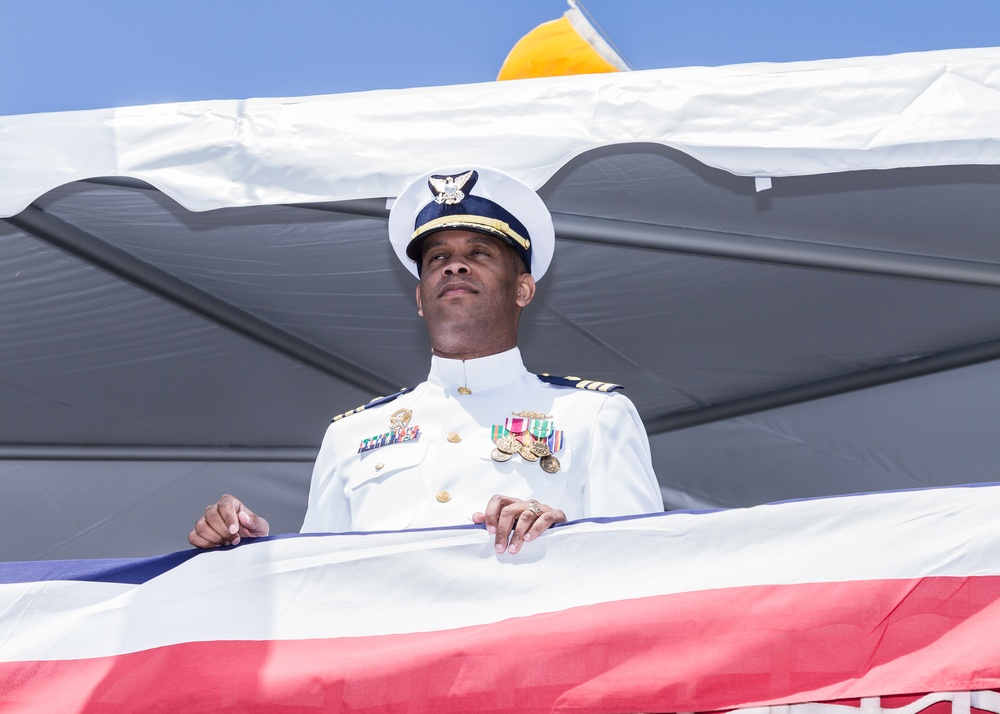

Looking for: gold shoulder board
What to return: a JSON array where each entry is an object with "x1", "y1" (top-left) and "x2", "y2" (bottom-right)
[
  {"x1": 331, "y1": 386, "x2": 414, "y2": 422},
  {"x1": 535, "y1": 374, "x2": 624, "y2": 393}
]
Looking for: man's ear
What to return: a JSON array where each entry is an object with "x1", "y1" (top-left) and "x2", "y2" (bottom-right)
[
  {"x1": 516, "y1": 273, "x2": 536, "y2": 308},
  {"x1": 415, "y1": 283, "x2": 424, "y2": 317}
]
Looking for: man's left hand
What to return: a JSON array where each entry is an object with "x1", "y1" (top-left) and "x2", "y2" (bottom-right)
[{"x1": 473, "y1": 494, "x2": 566, "y2": 554}]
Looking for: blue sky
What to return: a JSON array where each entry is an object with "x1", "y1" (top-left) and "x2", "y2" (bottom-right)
[{"x1": 2, "y1": 1, "x2": 999, "y2": 117}]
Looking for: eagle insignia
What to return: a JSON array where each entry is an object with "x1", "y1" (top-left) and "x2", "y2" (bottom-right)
[{"x1": 427, "y1": 169, "x2": 476, "y2": 205}]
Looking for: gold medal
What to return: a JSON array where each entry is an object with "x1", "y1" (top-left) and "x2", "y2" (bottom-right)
[
  {"x1": 491, "y1": 448, "x2": 512, "y2": 462},
  {"x1": 539, "y1": 455, "x2": 561, "y2": 474},
  {"x1": 530, "y1": 441, "x2": 551, "y2": 458},
  {"x1": 496, "y1": 434, "x2": 519, "y2": 454},
  {"x1": 389, "y1": 408, "x2": 412, "y2": 430},
  {"x1": 519, "y1": 443, "x2": 539, "y2": 462}
]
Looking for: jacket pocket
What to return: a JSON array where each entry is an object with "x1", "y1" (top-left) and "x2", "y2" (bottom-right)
[{"x1": 344, "y1": 440, "x2": 428, "y2": 530}]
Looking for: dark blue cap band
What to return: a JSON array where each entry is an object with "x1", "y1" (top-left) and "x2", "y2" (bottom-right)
[{"x1": 406, "y1": 174, "x2": 533, "y2": 275}]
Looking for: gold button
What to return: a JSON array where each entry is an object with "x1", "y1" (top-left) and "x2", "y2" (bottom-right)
[
  {"x1": 374, "y1": 462, "x2": 384, "y2": 471},
  {"x1": 458, "y1": 387, "x2": 472, "y2": 395},
  {"x1": 435, "y1": 490, "x2": 451, "y2": 503},
  {"x1": 447, "y1": 432, "x2": 461, "y2": 443}
]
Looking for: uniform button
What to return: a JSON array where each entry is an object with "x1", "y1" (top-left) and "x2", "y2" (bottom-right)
[
  {"x1": 374, "y1": 462, "x2": 385, "y2": 471},
  {"x1": 435, "y1": 490, "x2": 451, "y2": 503},
  {"x1": 447, "y1": 433, "x2": 462, "y2": 443},
  {"x1": 458, "y1": 387, "x2": 472, "y2": 395}
]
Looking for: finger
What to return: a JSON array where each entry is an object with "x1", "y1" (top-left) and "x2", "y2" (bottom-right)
[
  {"x1": 523, "y1": 508, "x2": 567, "y2": 543},
  {"x1": 482, "y1": 494, "x2": 515, "y2": 534},
  {"x1": 188, "y1": 528, "x2": 211, "y2": 548},
  {"x1": 237, "y1": 509, "x2": 269, "y2": 538},
  {"x1": 494, "y1": 501, "x2": 524, "y2": 554},
  {"x1": 216, "y1": 494, "x2": 242, "y2": 537},
  {"x1": 195, "y1": 515, "x2": 230, "y2": 546},
  {"x1": 471, "y1": 512, "x2": 486, "y2": 525},
  {"x1": 506, "y1": 507, "x2": 539, "y2": 554},
  {"x1": 189, "y1": 525, "x2": 223, "y2": 549},
  {"x1": 202, "y1": 505, "x2": 233, "y2": 542}
]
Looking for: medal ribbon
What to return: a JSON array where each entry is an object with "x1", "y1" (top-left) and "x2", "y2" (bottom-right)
[
  {"x1": 490, "y1": 424, "x2": 563, "y2": 452},
  {"x1": 504, "y1": 417, "x2": 529, "y2": 434},
  {"x1": 528, "y1": 419, "x2": 553, "y2": 438},
  {"x1": 358, "y1": 426, "x2": 420, "y2": 453}
]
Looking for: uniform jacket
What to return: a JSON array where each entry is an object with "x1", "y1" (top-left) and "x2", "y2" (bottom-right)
[{"x1": 300, "y1": 348, "x2": 662, "y2": 533}]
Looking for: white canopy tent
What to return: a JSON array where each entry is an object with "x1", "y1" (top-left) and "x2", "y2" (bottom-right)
[{"x1": 3, "y1": 47, "x2": 1000, "y2": 561}]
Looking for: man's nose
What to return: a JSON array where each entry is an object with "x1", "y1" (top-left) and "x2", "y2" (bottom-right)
[{"x1": 443, "y1": 259, "x2": 470, "y2": 275}]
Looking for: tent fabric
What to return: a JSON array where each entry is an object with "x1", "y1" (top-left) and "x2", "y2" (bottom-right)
[
  {"x1": 3, "y1": 47, "x2": 1000, "y2": 216},
  {"x1": 2, "y1": 48, "x2": 1000, "y2": 559}
]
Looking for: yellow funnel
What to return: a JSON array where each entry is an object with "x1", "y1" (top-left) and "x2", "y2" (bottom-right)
[{"x1": 498, "y1": 5, "x2": 629, "y2": 81}]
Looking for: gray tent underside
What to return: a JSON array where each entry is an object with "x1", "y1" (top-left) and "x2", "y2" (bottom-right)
[{"x1": 4, "y1": 143, "x2": 1000, "y2": 560}]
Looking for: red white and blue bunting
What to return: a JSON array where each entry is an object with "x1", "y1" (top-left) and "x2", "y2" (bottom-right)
[{"x1": 2, "y1": 484, "x2": 1000, "y2": 712}]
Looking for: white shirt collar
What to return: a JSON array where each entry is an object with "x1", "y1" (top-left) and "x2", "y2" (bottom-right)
[{"x1": 426, "y1": 347, "x2": 528, "y2": 393}]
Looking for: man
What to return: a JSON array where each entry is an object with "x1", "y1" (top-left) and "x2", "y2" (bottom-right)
[{"x1": 190, "y1": 166, "x2": 662, "y2": 554}]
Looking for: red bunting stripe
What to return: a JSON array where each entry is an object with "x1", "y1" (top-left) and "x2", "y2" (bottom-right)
[{"x1": 3, "y1": 576, "x2": 999, "y2": 713}]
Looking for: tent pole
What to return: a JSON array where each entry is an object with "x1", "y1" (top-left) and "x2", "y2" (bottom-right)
[
  {"x1": 644, "y1": 335, "x2": 1000, "y2": 434},
  {"x1": 296, "y1": 200, "x2": 1000, "y2": 289},
  {"x1": 4, "y1": 205, "x2": 399, "y2": 396},
  {"x1": 552, "y1": 213, "x2": 1000, "y2": 289}
]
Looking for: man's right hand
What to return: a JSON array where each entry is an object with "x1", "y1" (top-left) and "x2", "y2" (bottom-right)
[{"x1": 188, "y1": 493, "x2": 269, "y2": 548}]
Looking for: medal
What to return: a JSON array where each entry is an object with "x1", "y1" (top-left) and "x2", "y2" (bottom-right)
[
  {"x1": 539, "y1": 455, "x2": 561, "y2": 474},
  {"x1": 496, "y1": 434, "x2": 519, "y2": 455},
  {"x1": 490, "y1": 410, "x2": 565, "y2": 469},
  {"x1": 491, "y1": 448, "x2": 512, "y2": 462},
  {"x1": 530, "y1": 441, "x2": 551, "y2": 458}
]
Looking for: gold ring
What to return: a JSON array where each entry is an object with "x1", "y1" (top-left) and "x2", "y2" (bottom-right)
[{"x1": 525, "y1": 501, "x2": 542, "y2": 516}]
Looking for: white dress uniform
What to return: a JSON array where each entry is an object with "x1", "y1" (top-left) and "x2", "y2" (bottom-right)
[{"x1": 301, "y1": 347, "x2": 663, "y2": 533}]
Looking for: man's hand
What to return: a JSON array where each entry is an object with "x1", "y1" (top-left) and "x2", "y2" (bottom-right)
[
  {"x1": 473, "y1": 494, "x2": 566, "y2": 555},
  {"x1": 188, "y1": 494, "x2": 269, "y2": 549}
]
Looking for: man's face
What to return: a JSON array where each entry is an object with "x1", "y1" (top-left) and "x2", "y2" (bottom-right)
[{"x1": 415, "y1": 230, "x2": 534, "y2": 333}]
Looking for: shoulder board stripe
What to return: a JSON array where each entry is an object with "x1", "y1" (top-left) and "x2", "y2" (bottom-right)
[
  {"x1": 536, "y1": 373, "x2": 624, "y2": 392},
  {"x1": 331, "y1": 387, "x2": 414, "y2": 422}
]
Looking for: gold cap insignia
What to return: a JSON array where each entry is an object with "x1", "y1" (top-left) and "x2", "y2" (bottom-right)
[{"x1": 428, "y1": 170, "x2": 475, "y2": 205}]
